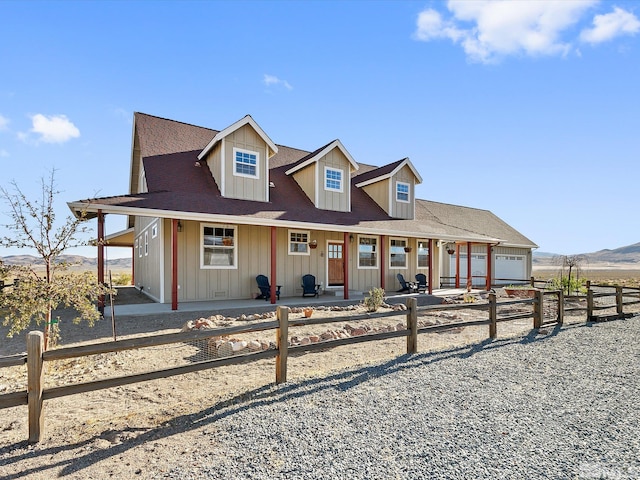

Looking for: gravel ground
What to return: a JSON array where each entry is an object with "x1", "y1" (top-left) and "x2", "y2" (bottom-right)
[{"x1": 154, "y1": 316, "x2": 640, "y2": 480}]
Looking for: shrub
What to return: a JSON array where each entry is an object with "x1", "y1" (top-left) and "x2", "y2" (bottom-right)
[
  {"x1": 111, "y1": 273, "x2": 132, "y2": 286},
  {"x1": 363, "y1": 287, "x2": 385, "y2": 312}
]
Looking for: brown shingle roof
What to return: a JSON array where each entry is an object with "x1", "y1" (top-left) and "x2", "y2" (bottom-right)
[{"x1": 73, "y1": 113, "x2": 536, "y2": 248}]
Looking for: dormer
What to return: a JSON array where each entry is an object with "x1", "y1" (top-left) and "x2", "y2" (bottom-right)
[
  {"x1": 285, "y1": 139, "x2": 359, "y2": 212},
  {"x1": 354, "y1": 158, "x2": 423, "y2": 219},
  {"x1": 197, "y1": 115, "x2": 278, "y2": 202}
]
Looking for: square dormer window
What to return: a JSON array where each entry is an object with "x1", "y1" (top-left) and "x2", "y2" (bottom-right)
[
  {"x1": 396, "y1": 182, "x2": 410, "y2": 203},
  {"x1": 325, "y1": 167, "x2": 343, "y2": 192},
  {"x1": 234, "y1": 148, "x2": 259, "y2": 178}
]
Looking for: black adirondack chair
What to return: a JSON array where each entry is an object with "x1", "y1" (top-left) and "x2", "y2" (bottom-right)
[
  {"x1": 256, "y1": 275, "x2": 281, "y2": 301},
  {"x1": 415, "y1": 273, "x2": 427, "y2": 293},
  {"x1": 301, "y1": 274, "x2": 320, "y2": 297},
  {"x1": 397, "y1": 273, "x2": 416, "y2": 293}
]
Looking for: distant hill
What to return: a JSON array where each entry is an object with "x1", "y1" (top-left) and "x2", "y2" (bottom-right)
[
  {"x1": 1, "y1": 255, "x2": 132, "y2": 269},
  {"x1": 534, "y1": 242, "x2": 640, "y2": 266}
]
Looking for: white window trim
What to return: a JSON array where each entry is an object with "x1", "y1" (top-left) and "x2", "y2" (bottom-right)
[
  {"x1": 417, "y1": 240, "x2": 429, "y2": 269},
  {"x1": 324, "y1": 166, "x2": 344, "y2": 193},
  {"x1": 389, "y1": 237, "x2": 408, "y2": 269},
  {"x1": 396, "y1": 181, "x2": 410, "y2": 203},
  {"x1": 200, "y1": 223, "x2": 238, "y2": 270},
  {"x1": 144, "y1": 231, "x2": 149, "y2": 256},
  {"x1": 288, "y1": 229, "x2": 310, "y2": 256},
  {"x1": 357, "y1": 234, "x2": 378, "y2": 269},
  {"x1": 138, "y1": 237, "x2": 142, "y2": 258},
  {"x1": 151, "y1": 223, "x2": 158, "y2": 239},
  {"x1": 233, "y1": 147, "x2": 260, "y2": 179}
]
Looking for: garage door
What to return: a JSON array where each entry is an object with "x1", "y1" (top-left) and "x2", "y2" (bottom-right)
[
  {"x1": 450, "y1": 254, "x2": 487, "y2": 287},
  {"x1": 495, "y1": 255, "x2": 526, "y2": 284}
]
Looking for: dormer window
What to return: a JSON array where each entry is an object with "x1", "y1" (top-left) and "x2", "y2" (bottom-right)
[
  {"x1": 396, "y1": 182, "x2": 410, "y2": 203},
  {"x1": 325, "y1": 167, "x2": 343, "y2": 192},
  {"x1": 234, "y1": 148, "x2": 259, "y2": 178}
]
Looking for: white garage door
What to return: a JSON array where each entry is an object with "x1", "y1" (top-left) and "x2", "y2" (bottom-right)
[
  {"x1": 450, "y1": 254, "x2": 487, "y2": 287},
  {"x1": 495, "y1": 255, "x2": 526, "y2": 284}
]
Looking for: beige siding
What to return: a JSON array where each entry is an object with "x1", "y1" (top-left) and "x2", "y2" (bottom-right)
[
  {"x1": 390, "y1": 166, "x2": 415, "y2": 219},
  {"x1": 130, "y1": 129, "x2": 142, "y2": 194},
  {"x1": 222, "y1": 124, "x2": 269, "y2": 202},
  {"x1": 204, "y1": 143, "x2": 222, "y2": 192},
  {"x1": 317, "y1": 149, "x2": 350, "y2": 212},
  {"x1": 134, "y1": 217, "x2": 162, "y2": 301},
  {"x1": 292, "y1": 164, "x2": 317, "y2": 206},
  {"x1": 362, "y1": 180, "x2": 390, "y2": 215}
]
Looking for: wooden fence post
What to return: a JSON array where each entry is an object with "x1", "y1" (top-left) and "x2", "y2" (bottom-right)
[
  {"x1": 406, "y1": 297, "x2": 417, "y2": 354},
  {"x1": 530, "y1": 276, "x2": 535, "y2": 287},
  {"x1": 275, "y1": 306, "x2": 288, "y2": 384},
  {"x1": 533, "y1": 289, "x2": 544, "y2": 329},
  {"x1": 557, "y1": 289, "x2": 564, "y2": 326},
  {"x1": 616, "y1": 286, "x2": 623, "y2": 317},
  {"x1": 27, "y1": 331, "x2": 44, "y2": 443},
  {"x1": 587, "y1": 285, "x2": 594, "y2": 322},
  {"x1": 489, "y1": 293, "x2": 497, "y2": 339}
]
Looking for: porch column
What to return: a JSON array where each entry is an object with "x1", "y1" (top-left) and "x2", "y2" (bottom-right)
[
  {"x1": 428, "y1": 238, "x2": 433, "y2": 295},
  {"x1": 455, "y1": 243, "x2": 460, "y2": 288},
  {"x1": 486, "y1": 243, "x2": 492, "y2": 291},
  {"x1": 270, "y1": 226, "x2": 277, "y2": 305},
  {"x1": 131, "y1": 245, "x2": 135, "y2": 285},
  {"x1": 466, "y1": 242, "x2": 472, "y2": 290},
  {"x1": 97, "y1": 210, "x2": 105, "y2": 315},
  {"x1": 380, "y1": 235, "x2": 386, "y2": 291},
  {"x1": 343, "y1": 232, "x2": 350, "y2": 300},
  {"x1": 171, "y1": 219, "x2": 178, "y2": 310}
]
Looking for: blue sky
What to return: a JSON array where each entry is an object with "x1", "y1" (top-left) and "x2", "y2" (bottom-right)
[{"x1": 1, "y1": 0, "x2": 639, "y2": 259}]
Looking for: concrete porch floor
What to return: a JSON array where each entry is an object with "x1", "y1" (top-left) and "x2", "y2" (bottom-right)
[{"x1": 105, "y1": 287, "x2": 475, "y2": 319}]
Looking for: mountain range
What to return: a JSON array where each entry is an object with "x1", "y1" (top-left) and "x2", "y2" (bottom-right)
[{"x1": 3, "y1": 242, "x2": 639, "y2": 268}]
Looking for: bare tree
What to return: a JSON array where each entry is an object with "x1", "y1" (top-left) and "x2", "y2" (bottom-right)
[
  {"x1": 553, "y1": 254, "x2": 586, "y2": 296},
  {"x1": 0, "y1": 170, "x2": 109, "y2": 350}
]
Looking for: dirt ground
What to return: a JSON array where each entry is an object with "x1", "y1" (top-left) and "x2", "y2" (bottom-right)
[{"x1": 0, "y1": 287, "x2": 638, "y2": 479}]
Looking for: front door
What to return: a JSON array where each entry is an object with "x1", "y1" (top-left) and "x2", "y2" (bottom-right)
[{"x1": 328, "y1": 242, "x2": 344, "y2": 286}]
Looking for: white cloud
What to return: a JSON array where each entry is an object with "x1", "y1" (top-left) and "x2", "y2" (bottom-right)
[
  {"x1": 580, "y1": 7, "x2": 640, "y2": 44},
  {"x1": 0, "y1": 114, "x2": 9, "y2": 130},
  {"x1": 414, "y1": 0, "x2": 598, "y2": 63},
  {"x1": 0, "y1": 149, "x2": 8, "y2": 157},
  {"x1": 263, "y1": 74, "x2": 293, "y2": 91},
  {"x1": 29, "y1": 113, "x2": 80, "y2": 144}
]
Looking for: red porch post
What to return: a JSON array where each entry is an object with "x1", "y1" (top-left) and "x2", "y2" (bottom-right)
[
  {"x1": 466, "y1": 242, "x2": 472, "y2": 290},
  {"x1": 343, "y1": 232, "x2": 350, "y2": 300},
  {"x1": 428, "y1": 238, "x2": 433, "y2": 294},
  {"x1": 380, "y1": 235, "x2": 386, "y2": 291},
  {"x1": 486, "y1": 243, "x2": 492, "y2": 291},
  {"x1": 270, "y1": 226, "x2": 277, "y2": 305},
  {"x1": 171, "y1": 219, "x2": 178, "y2": 310},
  {"x1": 455, "y1": 243, "x2": 460, "y2": 288},
  {"x1": 97, "y1": 210, "x2": 105, "y2": 314}
]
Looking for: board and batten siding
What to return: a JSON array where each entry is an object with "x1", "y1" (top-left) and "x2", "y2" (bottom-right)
[
  {"x1": 362, "y1": 180, "x2": 390, "y2": 215},
  {"x1": 204, "y1": 142, "x2": 222, "y2": 194},
  {"x1": 390, "y1": 166, "x2": 415, "y2": 220},
  {"x1": 292, "y1": 164, "x2": 316, "y2": 207},
  {"x1": 316, "y1": 149, "x2": 350, "y2": 212},
  {"x1": 222, "y1": 124, "x2": 269, "y2": 202},
  {"x1": 134, "y1": 217, "x2": 162, "y2": 302}
]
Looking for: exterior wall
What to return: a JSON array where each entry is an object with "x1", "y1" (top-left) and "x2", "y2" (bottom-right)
[
  {"x1": 316, "y1": 149, "x2": 351, "y2": 212},
  {"x1": 362, "y1": 180, "x2": 390, "y2": 216},
  {"x1": 204, "y1": 143, "x2": 222, "y2": 193},
  {"x1": 222, "y1": 124, "x2": 269, "y2": 202},
  {"x1": 130, "y1": 130, "x2": 142, "y2": 194},
  {"x1": 133, "y1": 216, "x2": 162, "y2": 301},
  {"x1": 390, "y1": 166, "x2": 415, "y2": 219},
  {"x1": 292, "y1": 164, "x2": 317, "y2": 206}
]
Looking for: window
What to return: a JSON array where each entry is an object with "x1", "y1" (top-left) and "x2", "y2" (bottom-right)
[
  {"x1": 151, "y1": 224, "x2": 158, "y2": 239},
  {"x1": 233, "y1": 148, "x2": 259, "y2": 178},
  {"x1": 390, "y1": 238, "x2": 407, "y2": 268},
  {"x1": 358, "y1": 236, "x2": 378, "y2": 268},
  {"x1": 396, "y1": 182, "x2": 410, "y2": 203},
  {"x1": 289, "y1": 230, "x2": 310, "y2": 255},
  {"x1": 201, "y1": 225, "x2": 237, "y2": 268},
  {"x1": 144, "y1": 231, "x2": 149, "y2": 256},
  {"x1": 325, "y1": 167, "x2": 343, "y2": 192},
  {"x1": 417, "y1": 241, "x2": 429, "y2": 268}
]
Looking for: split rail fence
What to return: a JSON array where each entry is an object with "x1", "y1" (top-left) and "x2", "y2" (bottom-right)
[{"x1": 1, "y1": 281, "x2": 639, "y2": 443}]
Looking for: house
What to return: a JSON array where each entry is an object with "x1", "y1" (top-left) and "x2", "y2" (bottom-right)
[{"x1": 68, "y1": 113, "x2": 537, "y2": 309}]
